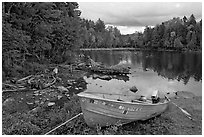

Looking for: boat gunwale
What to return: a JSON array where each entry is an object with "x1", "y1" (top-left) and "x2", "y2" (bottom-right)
[
  {"x1": 83, "y1": 107, "x2": 147, "y2": 120},
  {"x1": 77, "y1": 92, "x2": 170, "y2": 106}
]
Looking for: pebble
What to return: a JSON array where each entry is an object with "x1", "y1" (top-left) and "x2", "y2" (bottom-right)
[
  {"x1": 33, "y1": 93, "x2": 39, "y2": 96},
  {"x1": 67, "y1": 83, "x2": 73, "y2": 86},
  {"x1": 35, "y1": 100, "x2": 40, "y2": 104},
  {"x1": 57, "y1": 95, "x2": 63, "y2": 100},
  {"x1": 30, "y1": 106, "x2": 41, "y2": 113},
  {"x1": 67, "y1": 80, "x2": 75, "y2": 83},
  {"x1": 65, "y1": 94, "x2": 70, "y2": 97},
  {"x1": 47, "y1": 102, "x2": 55, "y2": 106},
  {"x1": 78, "y1": 87, "x2": 83, "y2": 90},
  {"x1": 57, "y1": 86, "x2": 69, "y2": 92},
  {"x1": 34, "y1": 90, "x2": 39, "y2": 94},
  {"x1": 27, "y1": 102, "x2": 34, "y2": 105}
]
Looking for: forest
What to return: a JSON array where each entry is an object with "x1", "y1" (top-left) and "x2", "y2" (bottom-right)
[
  {"x1": 2, "y1": 2, "x2": 202, "y2": 79},
  {"x1": 79, "y1": 15, "x2": 202, "y2": 50}
]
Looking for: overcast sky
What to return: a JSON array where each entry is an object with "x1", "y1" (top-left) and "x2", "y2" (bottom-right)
[{"x1": 78, "y1": 2, "x2": 202, "y2": 34}]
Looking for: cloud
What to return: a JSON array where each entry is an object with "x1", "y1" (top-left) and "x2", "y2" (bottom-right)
[
  {"x1": 106, "y1": 24, "x2": 146, "y2": 34},
  {"x1": 79, "y1": 2, "x2": 202, "y2": 34}
]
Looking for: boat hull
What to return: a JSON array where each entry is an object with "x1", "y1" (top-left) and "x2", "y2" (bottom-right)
[
  {"x1": 78, "y1": 93, "x2": 169, "y2": 127},
  {"x1": 82, "y1": 108, "x2": 133, "y2": 127}
]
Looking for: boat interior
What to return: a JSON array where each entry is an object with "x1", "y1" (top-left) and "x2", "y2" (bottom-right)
[{"x1": 80, "y1": 91, "x2": 166, "y2": 104}]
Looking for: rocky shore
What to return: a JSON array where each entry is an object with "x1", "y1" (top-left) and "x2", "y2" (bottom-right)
[{"x1": 2, "y1": 64, "x2": 202, "y2": 135}]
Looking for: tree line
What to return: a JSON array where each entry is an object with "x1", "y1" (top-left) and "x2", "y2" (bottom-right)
[
  {"x1": 2, "y1": 2, "x2": 202, "y2": 78},
  {"x1": 78, "y1": 14, "x2": 202, "y2": 50},
  {"x1": 141, "y1": 15, "x2": 202, "y2": 50}
]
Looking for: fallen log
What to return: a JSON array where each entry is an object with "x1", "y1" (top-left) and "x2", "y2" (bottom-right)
[
  {"x1": 2, "y1": 83, "x2": 18, "y2": 89},
  {"x1": 17, "y1": 75, "x2": 33, "y2": 83},
  {"x1": 76, "y1": 57, "x2": 130, "y2": 75},
  {"x1": 89, "y1": 59, "x2": 130, "y2": 75},
  {"x1": 90, "y1": 66, "x2": 130, "y2": 75}
]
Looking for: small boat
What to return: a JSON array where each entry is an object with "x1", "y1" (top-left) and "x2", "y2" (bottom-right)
[{"x1": 77, "y1": 91, "x2": 169, "y2": 127}]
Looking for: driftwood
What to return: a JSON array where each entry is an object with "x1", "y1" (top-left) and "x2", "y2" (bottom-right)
[
  {"x1": 44, "y1": 113, "x2": 83, "y2": 135},
  {"x1": 27, "y1": 77, "x2": 35, "y2": 85},
  {"x1": 90, "y1": 66, "x2": 130, "y2": 75},
  {"x1": 2, "y1": 78, "x2": 56, "y2": 93},
  {"x1": 17, "y1": 75, "x2": 33, "y2": 83},
  {"x1": 164, "y1": 95, "x2": 193, "y2": 120},
  {"x1": 2, "y1": 88, "x2": 35, "y2": 92},
  {"x1": 2, "y1": 83, "x2": 18, "y2": 89},
  {"x1": 44, "y1": 77, "x2": 56, "y2": 88},
  {"x1": 91, "y1": 73, "x2": 129, "y2": 82},
  {"x1": 2, "y1": 68, "x2": 57, "y2": 93},
  {"x1": 171, "y1": 102, "x2": 193, "y2": 120},
  {"x1": 76, "y1": 58, "x2": 130, "y2": 75}
]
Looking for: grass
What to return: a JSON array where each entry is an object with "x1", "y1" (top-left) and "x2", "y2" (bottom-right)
[
  {"x1": 2, "y1": 91, "x2": 202, "y2": 135},
  {"x1": 2, "y1": 92, "x2": 171, "y2": 135}
]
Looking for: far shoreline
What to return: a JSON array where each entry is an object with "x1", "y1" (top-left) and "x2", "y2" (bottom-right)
[{"x1": 80, "y1": 47, "x2": 202, "y2": 52}]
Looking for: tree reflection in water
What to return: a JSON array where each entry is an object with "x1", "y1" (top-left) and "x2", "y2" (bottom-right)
[
  {"x1": 141, "y1": 51, "x2": 202, "y2": 85},
  {"x1": 82, "y1": 50, "x2": 202, "y2": 85}
]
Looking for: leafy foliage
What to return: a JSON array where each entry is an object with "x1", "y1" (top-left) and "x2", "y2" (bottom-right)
[
  {"x1": 2, "y1": 2, "x2": 81, "y2": 78},
  {"x1": 79, "y1": 18, "x2": 122, "y2": 48}
]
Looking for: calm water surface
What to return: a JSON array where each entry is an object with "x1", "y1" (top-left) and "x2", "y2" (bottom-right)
[{"x1": 81, "y1": 50, "x2": 202, "y2": 97}]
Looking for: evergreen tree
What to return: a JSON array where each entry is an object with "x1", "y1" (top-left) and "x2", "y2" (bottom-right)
[
  {"x1": 95, "y1": 18, "x2": 105, "y2": 32},
  {"x1": 188, "y1": 14, "x2": 196, "y2": 26},
  {"x1": 143, "y1": 26, "x2": 152, "y2": 47},
  {"x1": 183, "y1": 16, "x2": 188, "y2": 26}
]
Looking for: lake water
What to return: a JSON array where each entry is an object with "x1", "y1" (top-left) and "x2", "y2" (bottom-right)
[{"x1": 81, "y1": 50, "x2": 202, "y2": 98}]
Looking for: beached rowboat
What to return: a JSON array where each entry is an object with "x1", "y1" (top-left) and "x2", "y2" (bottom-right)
[{"x1": 77, "y1": 91, "x2": 169, "y2": 127}]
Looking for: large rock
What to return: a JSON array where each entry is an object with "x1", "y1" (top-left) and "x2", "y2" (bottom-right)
[
  {"x1": 129, "y1": 86, "x2": 138, "y2": 93},
  {"x1": 3, "y1": 98, "x2": 15, "y2": 108},
  {"x1": 3, "y1": 97, "x2": 29, "y2": 113},
  {"x1": 47, "y1": 102, "x2": 55, "y2": 106}
]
